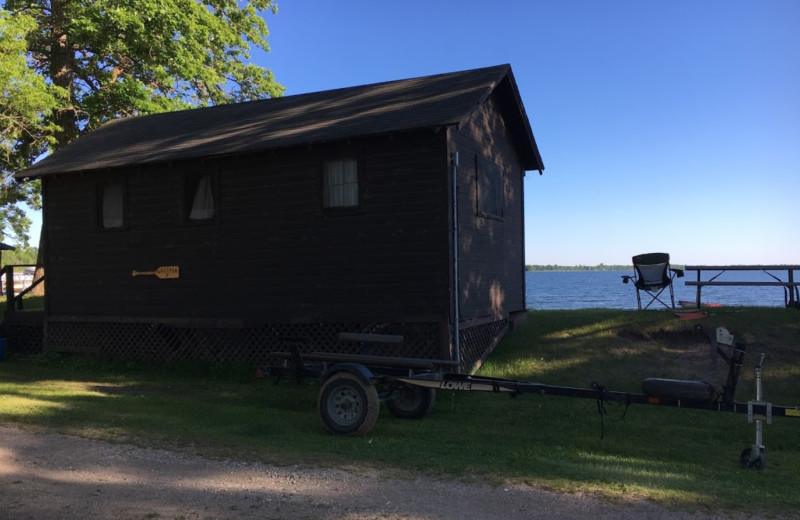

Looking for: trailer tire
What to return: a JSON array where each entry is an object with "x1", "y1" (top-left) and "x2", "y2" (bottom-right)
[
  {"x1": 386, "y1": 386, "x2": 436, "y2": 419},
  {"x1": 318, "y1": 372, "x2": 379, "y2": 436}
]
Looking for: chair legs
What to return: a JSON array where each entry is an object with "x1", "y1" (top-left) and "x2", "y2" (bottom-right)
[{"x1": 636, "y1": 284, "x2": 675, "y2": 310}]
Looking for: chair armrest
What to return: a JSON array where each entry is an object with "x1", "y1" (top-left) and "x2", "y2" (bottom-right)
[
  {"x1": 621, "y1": 275, "x2": 632, "y2": 284},
  {"x1": 671, "y1": 268, "x2": 684, "y2": 278}
]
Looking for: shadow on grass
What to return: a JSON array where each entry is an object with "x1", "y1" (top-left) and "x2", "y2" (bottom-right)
[
  {"x1": 1, "y1": 308, "x2": 799, "y2": 514},
  {"x1": 488, "y1": 308, "x2": 800, "y2": 401}
]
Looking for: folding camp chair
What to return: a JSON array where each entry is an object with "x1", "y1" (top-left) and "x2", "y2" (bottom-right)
[{"x1": 622, "y1": 253, "x2": 684, "y2": 310}]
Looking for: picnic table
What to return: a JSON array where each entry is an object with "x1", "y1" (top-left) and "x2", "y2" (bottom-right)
[{"x1": 684, "y1": 265, "x2": 800, "y2": 308}]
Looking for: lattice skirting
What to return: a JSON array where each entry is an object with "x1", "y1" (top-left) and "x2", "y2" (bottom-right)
[
  {"x1": 43, "y1": 320, "x2": 444, "y2": 365},
  {"x1": 6, "y1": 316, "x2": 509, "y2": 373},
  {"x1": 459, "y1": 319, "x2": 509, "y2": 374}
]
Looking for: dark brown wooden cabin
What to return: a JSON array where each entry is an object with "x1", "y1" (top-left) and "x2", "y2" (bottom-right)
[{"x1": 12, "y1": 64, "x2": 544, "y2": 372}]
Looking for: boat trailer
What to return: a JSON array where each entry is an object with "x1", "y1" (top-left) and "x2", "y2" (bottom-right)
[{"x1": 259, "y1": 326, "x2": 799, "y2": 469}]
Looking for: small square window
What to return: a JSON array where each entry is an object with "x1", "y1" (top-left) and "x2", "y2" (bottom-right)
[
  {"x1": 323, "y1": 159, "x2": 358, "y2": 208},
  {"x1": 186, "y1": 172, "x2": 216, "y2": 221},
  {"x1": 98, "y1": 181, "x2": 125, "y2": 229}
]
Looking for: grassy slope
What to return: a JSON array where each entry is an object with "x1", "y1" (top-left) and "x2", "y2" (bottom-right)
[{"x1": 0, "y1": 307, "x2": 798, "y2": 514}]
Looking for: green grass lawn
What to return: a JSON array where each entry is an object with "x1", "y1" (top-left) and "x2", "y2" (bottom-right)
[{"x1": 1, "y1": 307, "x2": 798, "y2": 515}]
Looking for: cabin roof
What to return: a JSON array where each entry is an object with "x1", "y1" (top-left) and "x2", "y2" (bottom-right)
[{"x1": 18, "y1": 64, "x2": 544, "y2": 178}]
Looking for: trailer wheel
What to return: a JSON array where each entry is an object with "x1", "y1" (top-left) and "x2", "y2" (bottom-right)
[
  {"x1": 386, "y1": 386, "x2": 436, "y2": 419},
  {"x1": 318, "y1": 372, "x2": 379, "y2": 436}
]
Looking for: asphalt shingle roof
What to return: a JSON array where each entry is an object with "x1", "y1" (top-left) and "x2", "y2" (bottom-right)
[{"x1": 18, "y1": 64, "x2": 543, "y2": 178}]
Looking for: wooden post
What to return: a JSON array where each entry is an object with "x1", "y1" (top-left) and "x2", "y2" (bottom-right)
[
  {"x1": 695, "y1": 269, "x2": 702, "y2": 308},
  {"x1": 4, "y1": 265, "x2": 14, "y2": 314}
]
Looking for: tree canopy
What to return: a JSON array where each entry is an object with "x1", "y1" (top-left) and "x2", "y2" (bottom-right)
[
  {"x1": 0, "y1": 0, "x2": 283, "y2": 245},
  {"x1": 0, "y1": 9, "x2": 64, "y2": 244}
]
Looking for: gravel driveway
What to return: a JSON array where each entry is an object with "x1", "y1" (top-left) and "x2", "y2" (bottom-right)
[{"x1": 0, "y1": 426, "x2": 779, "y2": 520}]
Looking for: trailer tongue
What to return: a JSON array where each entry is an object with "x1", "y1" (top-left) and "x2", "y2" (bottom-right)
[{"x1": 261, "y1": 326, "x2": 799, "y2": 469}]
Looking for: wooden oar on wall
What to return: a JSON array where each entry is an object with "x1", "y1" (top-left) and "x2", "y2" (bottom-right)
[{"x1": 131, "y1": 266, "x2": 180, "y2": 279}]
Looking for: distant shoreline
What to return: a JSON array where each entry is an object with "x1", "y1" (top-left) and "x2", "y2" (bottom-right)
[{"x1": 525, "y1": 265, "x2": 632, "y2": 271}]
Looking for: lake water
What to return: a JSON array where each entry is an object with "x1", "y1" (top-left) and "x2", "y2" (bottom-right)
[{"x1": 525, "y1": 270, "x2": 796, "y2": 310}]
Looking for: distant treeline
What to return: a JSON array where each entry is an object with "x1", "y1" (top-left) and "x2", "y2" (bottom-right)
[
  {"x1": 526, "y1": 264, "x2": 632, "y2": 271},
  {"x1": 1, "y1": 246, "x2": 39, "y2": 268}
]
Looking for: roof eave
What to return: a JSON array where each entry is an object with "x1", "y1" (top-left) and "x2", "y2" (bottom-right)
[
  {"x1": 501, "y1": 69, "x2": 545, "y2": 173},
  {"x1": 16, "y1": 121, "x2": 464, "y2": 180}
]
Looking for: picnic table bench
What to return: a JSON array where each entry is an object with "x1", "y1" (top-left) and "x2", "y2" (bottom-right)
[{"x1": 684, "y1": 265, "x2": 800, "y2": 308}]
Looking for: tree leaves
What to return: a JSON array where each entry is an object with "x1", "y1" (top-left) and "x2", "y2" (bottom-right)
[
  {"x1": 0, "y1": 0, "x2": 284, "y2": 245},
  {"x1": 0, "y1": 9, "x2": 65, "y2": 244}
]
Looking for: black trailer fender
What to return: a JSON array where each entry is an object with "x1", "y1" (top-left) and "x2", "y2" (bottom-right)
[{"x1": 321, "y1": 362, "x2": 376, "y2": 386}]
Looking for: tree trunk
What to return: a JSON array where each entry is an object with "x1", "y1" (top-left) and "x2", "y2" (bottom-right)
[
  {"x1": 32, "y1": 0, "x2": 78, "y2": 296},
  {"x1": 49, "y1": 0, "x2": 79, "y2": 148}
]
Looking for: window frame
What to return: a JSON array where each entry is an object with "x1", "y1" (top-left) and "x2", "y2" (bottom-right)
[
  {"x1": 476, "y1": 156, "x2": 505, "y2": 220},
  {"x1": 183, "y1": 166, "x2": 220, "y2": 225},
  {"x1": 322, "y1": 158, "x2": 361, "y2": 211},
  {"x1": 96, "y1": 177, "x2": 128, "y2": 231}
]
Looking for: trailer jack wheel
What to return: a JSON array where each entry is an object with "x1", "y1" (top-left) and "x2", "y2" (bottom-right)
[
  {"x1": 318, "y1": 372, "x2": 379, "y2": 436},
  {"x1": 386, "y1": 386, "x2": 436, "y2": 419},
  {"x1": 740, "y1": 446, "x2": 766, "y2": 470}
]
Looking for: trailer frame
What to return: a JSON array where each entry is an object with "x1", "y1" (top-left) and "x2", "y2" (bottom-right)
[{"x1": 258, "y1": 327, "x2": 800, "y2": 468}]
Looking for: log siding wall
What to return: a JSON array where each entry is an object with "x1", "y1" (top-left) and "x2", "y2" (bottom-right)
[
  {"x1": 453, "y1": 92, "x2": 527, "y2": 323},
  {"x1": 43, "y1": 131, "x2": 452, "y2": 327}
]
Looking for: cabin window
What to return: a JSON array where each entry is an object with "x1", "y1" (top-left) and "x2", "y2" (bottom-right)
[
  {"x1": 186, "y1": 172, "x2": 216, "y2": 221},
  {"x1": 98, "y1": 181, "x2": 125, "y2": 229},
  {"x1": 323, "y1": 159, "x2": 358, "y2": 208},
  {"x1": 477, "y1": 157, "x2": 504, "y2": 219}
]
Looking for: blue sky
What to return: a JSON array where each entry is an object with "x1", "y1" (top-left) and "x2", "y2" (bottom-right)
[
  {"x1": 27, "y1": 1, "x2": 800, "y2": 265},
  {"x1": 259, "y1": 0, "x2": 800, "y2": 266}
]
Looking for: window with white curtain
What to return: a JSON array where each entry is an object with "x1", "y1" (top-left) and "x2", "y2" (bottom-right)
[
  {"x1": 188, "y1": 173, "x2": 215, "y2": 220},
  {"x1": 100, "y1": 182, "x2": 125, "y2": 229},
  {"x1": 323, "y1": 159, "x2": 358, "y2": 208}
]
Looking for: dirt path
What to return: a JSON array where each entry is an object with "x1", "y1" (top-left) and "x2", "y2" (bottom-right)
[{"x1": 0, "y1": 426, "x2": 775, "y2": 520}]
